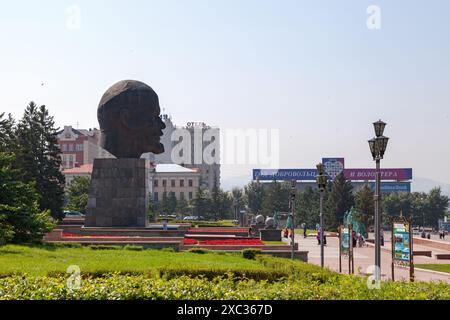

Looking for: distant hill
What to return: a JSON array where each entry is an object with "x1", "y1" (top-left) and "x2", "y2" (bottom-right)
[
  {"x1": 412, "y1": 177, "x2": 450, "y2": 197},
  {"x1": 221, "y1": 175, "x2": 251, "y2": 191}
]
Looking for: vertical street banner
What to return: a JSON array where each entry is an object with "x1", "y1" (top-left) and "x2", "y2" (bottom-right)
[
  {"x1": 391, "y1": 217, "x2": 414, "y2": 281},
  {"x1": 340, "y1": 226, "x2": 350, "y2": 256},
  {"x1": 339, "y1": 225, "x2": 354, "y2": 274}
]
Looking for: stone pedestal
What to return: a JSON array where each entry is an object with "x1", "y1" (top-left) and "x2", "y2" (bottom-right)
[
  {"x1": 260, "y1": 229, "x2": 282, "y2": 241},
  {"x1": 85, "y1": 158, "x2": 148, "y2": 228}
]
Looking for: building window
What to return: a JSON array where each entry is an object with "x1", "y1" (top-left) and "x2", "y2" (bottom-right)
[
  {"x1": 62, "y1": 144, "x2": 67, "y2": 152},
  {"x1": 188, "y1": 179, "x2": 193, "y2": 187},
  {"x1": 171, "y1": 179, "x2": 176, "y2": 187},
  {"x1": 76, "y1": 144, "x2": 83, "y2": 151},
  {"x1": 154, "y1": 192, "x2": 158, "y2": 202},
  {"x1": 154, "y1": 179, "x2": 158, "y2": 187},
  {"x1": 162, "y1": 180, "x2": 167, "y2": 187},
  {"x1": 68, "y1": 144, "x2": 74, "y2": 151},
  {"x1": 189, "y1": 192, "x2": 193, "y2": 200},
  {"x1": 180, "y1": 192, "x2": 185, "y2": 200},
  {"x1": 180, "y1": 179, "x2": 185, "y2": 187}
]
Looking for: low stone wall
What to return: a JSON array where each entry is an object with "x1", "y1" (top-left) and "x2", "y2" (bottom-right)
[
  {"x1": 182, "y1": 243, "x2": 299, "y2": 251},
  {"x1": 261, "y1": 250, "x2": 308, "y2": 262},
  {"x1": 413, "y1": 237, "x2": 450, "y2": 251},
  {"x1": 46, "y1": 240, "x2": 181, "y2": 251},
  {"x1": 58, "y1": 217, "x2": 85, "y2": 226},
  {"x1": 55, "y1": 225, "x2": 187, "y2": 237}
]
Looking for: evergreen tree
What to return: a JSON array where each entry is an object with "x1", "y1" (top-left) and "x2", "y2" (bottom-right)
[
  {"x1": 354, "y1": 184, "x2": 375, "y2": 227},
  {"x1": 147, "y1": 195, "x2": 156, "y2": 222},
  {"x1": 296, "y1": 186, "x2": 320, "y2": 228},
  {"x1": 176, "y1": 198, "x2": 189, "y2": 215},
  {"x1": 245, "y1": 180, "x2": 265, "y2": 215},
  {"x1": 231, "y1": 187, "x2": 245, "y2": 219},
  {"x1": 0, "y1": 152, "x2": 54, "y2": 244},
  {"x1": 167, "y1": 192, "x2": 178, "y2": 214},
  {"x1": 210, "y1": 173, "x2": 221, "y2": 220},
  {"x1": 326, "y1": 173, "x2": 354, "y2": 230},
  {"x1": 218, "y1": 191, "x2": 233, "y2": 220},
  {"x1": 65, "y1": 176, "x2": 90, "y2": 214},
  {"x1": 262, "y1": 181, "x2": 290, "y2": 216},
  {"x1": 160, "y1": 191, "x2": 169, "y2": 214},
  {"x1": 15, "y1": 103, "x2": 65, "y2": 220},
  {"x1": 0, "y1": 113, "x2": 16, "y2": 153},
  {"x1": 192, "y1": 187, "x2": 210, "y2": 219}
]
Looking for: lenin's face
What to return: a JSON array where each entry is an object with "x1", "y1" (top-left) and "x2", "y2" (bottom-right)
[{"x1": 119, "y1": 94, "x2": 166, "y2": 155}]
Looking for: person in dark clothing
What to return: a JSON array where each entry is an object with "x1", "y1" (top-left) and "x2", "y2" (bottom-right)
[{"x1": 302, "y1": 223, "x2": 307, "y2": 238}]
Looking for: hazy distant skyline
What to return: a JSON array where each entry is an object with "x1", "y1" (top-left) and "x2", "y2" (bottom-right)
[{"x1": 1, "y1": 1, "x2": 449, "y2": 185}]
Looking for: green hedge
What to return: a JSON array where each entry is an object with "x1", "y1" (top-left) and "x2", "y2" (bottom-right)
[{"x1": 0, "y1": 273, "x2": 448, "y2": 300}]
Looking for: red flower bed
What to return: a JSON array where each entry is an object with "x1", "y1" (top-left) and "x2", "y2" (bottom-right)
[
  {"x1": 183, "y1": 238, "x2": 263, "y2": 246},
  {"x1": 187, "y1": 228, "x2": 249, "y2": 233},
  {"x1": 202, "y1": 239, "x2": 263, "y2": 245},
  {"x1": 183, "y1": 238, "x2": 199, "y2": 245}
]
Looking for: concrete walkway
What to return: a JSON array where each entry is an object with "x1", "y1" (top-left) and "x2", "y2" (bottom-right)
[{"x1": 290, "y1": 235, "x2": 450, "y2": 283}]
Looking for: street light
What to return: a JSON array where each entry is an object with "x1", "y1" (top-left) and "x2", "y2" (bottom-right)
[
  {"x1": 368, "y1": 119, "x2": 389, "y2": 282},
  {"x1": 316, "y1": 163, "x2": 328, "y2": 268}
]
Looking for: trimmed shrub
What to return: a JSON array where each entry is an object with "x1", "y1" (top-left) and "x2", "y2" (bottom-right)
[
  {"x1": 187, "y1": 248, "x2": 210, "y2": 254},
  {"x1": 123, "y1": 245, "x2": 144, "y2": 251},
  {"x1": 242, "y1": 249, "x2": 262, "y2": 260},
  {"x1": 88, "y1": 245, "x2": 121, "y2": 251}
]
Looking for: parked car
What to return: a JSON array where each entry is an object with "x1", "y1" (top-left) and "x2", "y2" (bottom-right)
[
  {"x1": 64, "y1": 210, "x2": 85, "y2": 217},
  {"x1": 183, "y1": 216, "x2": 205, "y2": 221}
]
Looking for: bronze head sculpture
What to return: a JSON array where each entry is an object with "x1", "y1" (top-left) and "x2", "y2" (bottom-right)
[{"x1": 98, "y1": 80, "x2": 166, "y2": 158}]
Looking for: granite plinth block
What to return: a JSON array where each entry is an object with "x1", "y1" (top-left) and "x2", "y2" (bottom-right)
[
  {"x1": 85, "y1": 158, "x2": 148, "y2": 228},
  {"x1": 260, "y1": 229, "x2": 282, "y2": 241}
]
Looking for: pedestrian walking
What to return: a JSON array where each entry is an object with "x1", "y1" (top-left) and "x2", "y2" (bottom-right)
[{"x1": 302, "y1": 223, "x2": 307, "y2": 238}]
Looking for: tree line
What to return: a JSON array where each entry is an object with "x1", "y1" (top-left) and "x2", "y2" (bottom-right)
[
  {"x1": 246, "y1": 174, "x2": 448, "y2": 230},
  {"x1": 0, "y1": 103, "x2": 65, "y2": 244},
  {"x1": 66, "y1": 170, "x2": 449, "y2": 230}
]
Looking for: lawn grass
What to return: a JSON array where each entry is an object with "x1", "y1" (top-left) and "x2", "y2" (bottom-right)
[
  {"x1": 415, "y1": 264, "x2": 450, "y2": 274},
  {"x1": 0, "y1": 244, "x2": 267, "y2": 276},
  {"x1": 294, "y1": 229, "x2": 316, "y2": 236},
  {"x1": 1, "y1": 244, "x2": 449, "y2": 300},
  {"x1": 262, "y1": 241, "x2": 286, "y2": 245}
]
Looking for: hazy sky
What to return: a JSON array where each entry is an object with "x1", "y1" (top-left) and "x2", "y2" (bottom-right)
[{"x1": 1, "y1": 1, "x2": 449, "y2": 184}]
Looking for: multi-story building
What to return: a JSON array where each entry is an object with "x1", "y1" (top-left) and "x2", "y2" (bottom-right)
[
  {"x1": 56, "y1": 126, "x2": 113, "y2": 169},
  {"x1": 144, "y1": 115, "x2": 221, "y2": 193},
  {"x1": 151, "y1": 164, "x2": 201, "y2": 203}
]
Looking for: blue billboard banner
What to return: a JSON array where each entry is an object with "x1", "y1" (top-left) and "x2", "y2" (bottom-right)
[
  {"x1": 253, "y1": 169, "x2": 318, "y2": 181},
  {"x1": 369, "y1": 182, "x2": 411, "y2": 193}
]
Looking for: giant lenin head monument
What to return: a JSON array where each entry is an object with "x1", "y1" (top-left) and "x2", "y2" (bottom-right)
[{"x1": 85, "y1": 80, "x2": 166, "y2": 228}]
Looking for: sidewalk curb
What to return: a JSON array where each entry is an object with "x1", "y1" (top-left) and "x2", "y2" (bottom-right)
[
  {"x1": 366, "y1": 243, "x2": 450, "y2": 278},
  {"x1": 413, "y1": 267, "x2": 450, "y2": 277}
]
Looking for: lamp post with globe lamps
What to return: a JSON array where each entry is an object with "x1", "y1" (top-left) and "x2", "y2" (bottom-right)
[
  {"x1": 316, "y1": 163, "x2": 328, "y2": 268},
  {"x1": 368, "y1": 120, "x2": 389, "y2": 282}
]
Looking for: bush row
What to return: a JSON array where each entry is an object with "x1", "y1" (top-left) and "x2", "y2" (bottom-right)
[{"x1": 0, "y1": 273, "x2": 448, "y2": 300}]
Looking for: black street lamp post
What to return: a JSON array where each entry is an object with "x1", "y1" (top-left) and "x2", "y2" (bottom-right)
[
  {"x1": 368, "y1": 120, "x2": 389, "y2": 282},
  {"x1": 316, "y1": 163, "x2": 328, "y2": 268}
]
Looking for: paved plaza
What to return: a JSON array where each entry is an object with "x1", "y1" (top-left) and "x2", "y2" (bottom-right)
[{"x1": 289, "y1": 234, "x2": 450, "y2": 283}]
